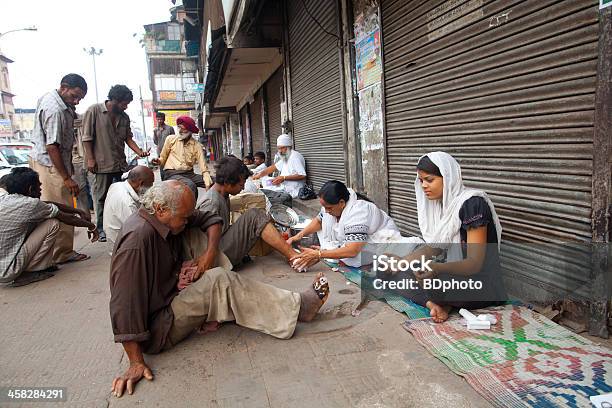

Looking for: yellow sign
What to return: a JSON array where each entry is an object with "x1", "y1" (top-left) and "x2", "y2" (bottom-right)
[{"x1": 159, "y1": 91, "x2": 178, "y2": 101}]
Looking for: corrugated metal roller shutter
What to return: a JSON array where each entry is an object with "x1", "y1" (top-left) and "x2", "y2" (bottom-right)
[
  {"x1": 265, "y1": 68, "x2": 283, "y2": 162},
  {"x1": 382, "y1": 0, "x2": 598, "y2": 299},
  {"x1": 251, "y1": 91, "x2": 265, "y2": 153},
  {"x1": 288, "y1": 0, "x2": 345, "y2": 189}
]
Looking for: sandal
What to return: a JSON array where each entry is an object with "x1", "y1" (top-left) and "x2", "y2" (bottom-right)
[
  {"x1": 58, "y1": 252, "x2": 90, "y2": 264},
  {"x1": 8, "y1": 271, "x2": 55, "y2": 287}
]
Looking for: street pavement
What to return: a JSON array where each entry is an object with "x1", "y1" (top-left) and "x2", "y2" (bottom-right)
[{"x1": 0, "y1": 229, "x2": 494, "y2": 408}]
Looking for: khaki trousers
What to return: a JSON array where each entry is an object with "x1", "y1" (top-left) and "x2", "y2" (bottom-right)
[
  {"x1": 164, "y1": 228, "x2": 301, "y2": 348},
  {"x1": 3, "y1": 219, "x2": 60, "y2": 282},
  {"x1": 30, "y1": 160, "x2": 75, "y2": 263},
  {"x1": 166, "y1": 267, "x2": 301, "y2": 348}
]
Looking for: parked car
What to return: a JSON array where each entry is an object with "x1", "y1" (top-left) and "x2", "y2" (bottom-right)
[{"x1": 0, "y1": 142, "x2": 33, "y2": 177}]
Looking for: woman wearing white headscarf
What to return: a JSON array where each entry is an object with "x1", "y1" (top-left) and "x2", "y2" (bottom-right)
[
  {"x1": 289, "y1": 180, "x2": 402, "y2": 268},
  {"x1": 399, "y1": 151, "x2": 506, "y2": 323}
]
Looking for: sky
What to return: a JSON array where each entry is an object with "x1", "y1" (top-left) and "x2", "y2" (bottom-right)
[{"x1": 0, "y1": 0, "x2": 181, "y2": 131}]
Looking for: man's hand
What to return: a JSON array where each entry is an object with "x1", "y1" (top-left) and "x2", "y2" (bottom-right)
[
  {"x1": 271, "y1": 176, "x2": 284, "y2": 186},
  {"x1": 111, "y1": 361, "x2": 154, "y2": 398},
  {"x1": 252, "y1": 173, "x2": 262, "y2": 180},
  {"x1": 192, "y1": 250, "x2": 216, "y2": 281},
  {"x1": 138, "y1": 148, "x2": 151, "y2": 158},
  {"x1": 87, "y1": 158, "x2": 97, "y2": 173},
  {"x1": 77, "y1": 208, "x2": 91, "y2": 222},
  {"x1": 151, "y1": 158, "x2": 161, "y2": 165},
  {"x1": 87, "y1": 225, "x2": 100, "y2": 243},
  {"x1": 63, "y1": 177, "x2": 80, "y2": 196}
]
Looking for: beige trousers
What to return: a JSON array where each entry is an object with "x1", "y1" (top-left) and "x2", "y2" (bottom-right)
[
  {"x1": 3, "y1": 219, "x2": 60, "y2": 282},
  {"x1": 164, "y1": 228, "x2": 301, "y2": 348},
  {"x1": 30, "y1": 160, "x2": 76, "y2": 263}
]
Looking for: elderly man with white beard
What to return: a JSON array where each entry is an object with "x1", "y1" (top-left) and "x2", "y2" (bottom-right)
[
  {"x1": 103, "y1": 166, "x2": 155, "y2": 246},
  {"x1": 252, "y1": 134, "x2": 307, "y2": 207},
  {"x1": 151, "y1": 116, "x2": 213, "y2": 199}
]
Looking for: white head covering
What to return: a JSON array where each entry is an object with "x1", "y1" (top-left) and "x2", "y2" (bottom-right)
[
  {"x1": 277, "y1": 134, "x2": 292, "y2": 147},
  {"x1": 415, "y1": 151, "x2": 502, "y2": 259}
]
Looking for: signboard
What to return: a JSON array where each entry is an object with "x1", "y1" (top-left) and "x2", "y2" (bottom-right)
[
  {"x1": 159, "y1": 91, "x2": 179, "y2": 101},
  {"x1": 601, "y1": 0, "x2": 612, "y2": 9},
  {"x1": 143, "y1": 101, "x2": 154, "y2": 117},
  {"x1": 0, "y1": 118, "x2": 12, "y2": 138},
  {"x1": 188, "y1": 83, "x2": 205, "y2": 93},
  {"x1": 355, "y1": 30, "x2": 382, "y2": 91}
]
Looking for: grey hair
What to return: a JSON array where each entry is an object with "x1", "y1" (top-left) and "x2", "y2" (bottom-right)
[{"x1": 141, "y1": 182, "x2": 184, "y2": 215}]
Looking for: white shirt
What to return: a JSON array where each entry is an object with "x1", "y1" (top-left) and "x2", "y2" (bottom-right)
[
  {"x1": 252, "y1": 162, "x2": 267, "y2": 175},
  {"x1": 275, "y1": 149, "x2": 306, "y2": 198},
  {"x1": 103, "y1": 181, "x2": 141, "y2": 245}
]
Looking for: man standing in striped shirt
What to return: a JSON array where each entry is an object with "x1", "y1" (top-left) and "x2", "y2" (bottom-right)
[{"x1": 30, "y1": 73, "x2": 91, "y2": 264}]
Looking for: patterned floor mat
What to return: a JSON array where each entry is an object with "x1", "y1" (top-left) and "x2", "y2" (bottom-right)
[{"x1": 403, "y1": 304, "x2": 612, "y2": 407}]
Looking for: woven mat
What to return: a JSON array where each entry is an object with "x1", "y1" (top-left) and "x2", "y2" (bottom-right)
[
  {"x1": 403, "y1": 304, "x2": 612, "y2": 407},
  {"x1": 323, "y1": 261, "x2": 430, "y2": 319}
]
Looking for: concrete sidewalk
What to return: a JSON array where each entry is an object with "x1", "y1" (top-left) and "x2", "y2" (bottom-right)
[{"x1": 0, "y1": 230, "x2": 493, "y2": 408}]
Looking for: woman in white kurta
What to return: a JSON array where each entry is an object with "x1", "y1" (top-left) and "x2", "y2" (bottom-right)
[{"x1": 288, "y1": 180, "x2": 401, "y2": 268}]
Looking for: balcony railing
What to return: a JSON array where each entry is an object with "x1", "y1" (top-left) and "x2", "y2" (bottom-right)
[
  {"x1": 145, "y1": 40, "x2": 181, "y2": 53},
  {"x1": 155, "y1": 90, "x2": 195, "y2": 103}
]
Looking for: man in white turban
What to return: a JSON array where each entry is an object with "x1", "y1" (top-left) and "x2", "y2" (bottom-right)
[{"x1": 253, "y1": 134, "x2": 306, "y2": 206}]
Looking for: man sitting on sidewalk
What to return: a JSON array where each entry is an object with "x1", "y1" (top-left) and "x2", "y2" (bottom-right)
[
  {"x1": 0, "y1": 168, "x2": 99, "y2": 286},
  {"x1": 109, "y1": 180, "x2": 329, "y2": 398},
  {"x1": 252, "y1": 134, "x2": 307, "y2": 207},
  {"x1": 198, "y1": 156, "x2": 300, "y2": 268},
  {"x1": 103, "y1": 166, "x2": 154, "y2": 246}
]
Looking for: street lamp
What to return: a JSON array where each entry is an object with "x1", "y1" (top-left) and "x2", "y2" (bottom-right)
[
  {"x1": 83, "y1": 46, "x2": 103, "y2": 103},
  {"x1": 0, "y1": 26, "x2": 38, "y2": 40}
]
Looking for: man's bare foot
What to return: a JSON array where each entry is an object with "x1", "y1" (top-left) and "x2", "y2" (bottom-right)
[
  {"x1": 196, "y1": 321, "x2": 220, "y2": 335},
  {"x1": 298, "y1": 272, "x2": 330, "y2": 322},
  {"x1": 426, "y1": 301, "x2": 452, "y2": 323}
]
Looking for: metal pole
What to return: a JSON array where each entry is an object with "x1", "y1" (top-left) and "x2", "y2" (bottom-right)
[
  {"x1": 92, "y1": 51, "x2": 99, "y2": 103},
  {"x1": 139, "y1": 85, "x2": 149, "y2": 165}
]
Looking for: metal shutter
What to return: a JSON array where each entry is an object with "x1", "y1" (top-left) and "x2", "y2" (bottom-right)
[
  {"x1": 287, "y1": 0, "x2": 345, "y2": 189},
  {"x1": 239, "y1": 105, "x2": 250, "y2": 156},
  {"x1": 265, "y1": 68, "x2": 283, "y2": 163},
  {"x1": 382, "y1": 0, "x2": 599, "y2": 299},
  {"x1": 251, "y1": 91, "x2": 265, "y2": 154}
]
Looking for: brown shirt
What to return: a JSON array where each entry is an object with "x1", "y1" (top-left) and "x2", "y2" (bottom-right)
[
  {"x1": 82, "y1": 102, "x2": 133, "y2": 173},
  {"x1": 109, "y1": 208, "x2": 222, "y2": 354}
]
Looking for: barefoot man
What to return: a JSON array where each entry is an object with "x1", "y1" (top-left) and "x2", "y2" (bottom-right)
[{"x1": 109, "y1": 180, "x2": 329, "y2": 397}]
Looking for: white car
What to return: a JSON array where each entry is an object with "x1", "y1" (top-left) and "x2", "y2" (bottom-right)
[{"x1": 0, "y1": 142, "x2": 33, "y2": 177}]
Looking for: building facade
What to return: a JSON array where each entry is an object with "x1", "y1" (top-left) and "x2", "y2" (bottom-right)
[
  {"x1": 144, "y1": 5, "x2": 199, "y2": 128},
  {"x1": 13, "y1": 108, "x2": 35, "y2": 140},
  {"x1": 0, "y1": 53, "x2": 16, "y2": 139}
]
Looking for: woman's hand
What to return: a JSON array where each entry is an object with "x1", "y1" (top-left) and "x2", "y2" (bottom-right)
[
  {"x1": 286, "y1": 234, "x2": 301, "y2": 246},
  {"x1": 290, "y1": 247, "x2": 321, "y2": 270}
]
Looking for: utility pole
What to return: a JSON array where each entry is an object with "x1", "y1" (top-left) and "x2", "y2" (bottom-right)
[
  {"x1": 139, "y1": 85, "x2": 149, "y2": 165},
  {"x1": 83, "y1": 47, "x2": 103, "y2": 103}
]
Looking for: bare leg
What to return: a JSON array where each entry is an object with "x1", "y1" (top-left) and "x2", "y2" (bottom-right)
[
  {"x1": 260, "y1": 222, "x2": 298, "y2": 260},
  {"x1": 298, "y1": 272, "x2": 330, "y2": 322}
]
